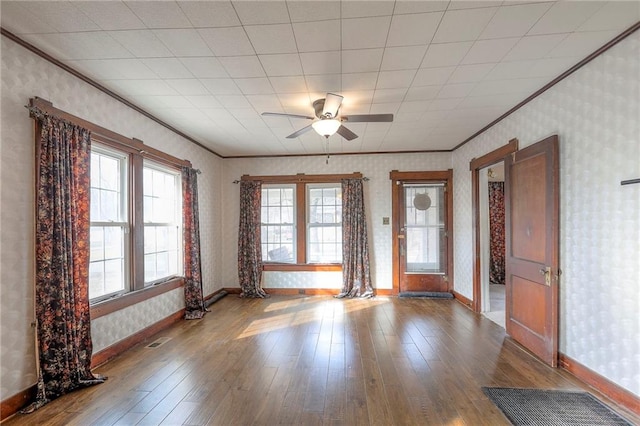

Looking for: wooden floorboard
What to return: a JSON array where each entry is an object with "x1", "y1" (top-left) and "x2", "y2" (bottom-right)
[{"x1": 5, "y1": 295, "x2": 638, "y2": 426}]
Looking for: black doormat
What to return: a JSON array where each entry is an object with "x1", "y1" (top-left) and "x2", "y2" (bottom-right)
[{"x1": 482, "y1": 387, "x2": 632, "y2": 426}]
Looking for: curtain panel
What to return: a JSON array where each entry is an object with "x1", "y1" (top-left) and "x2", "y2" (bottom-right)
[
  {"x1": 488, "y1": 182, "x2": 506, "y2": 285},
  {"x1": 337, "y1": 178, "x2": 374, "y2": 298},
  {"x1": 237, "y1": 181, "x2": 268, "y2": 298},
  {"x1": 182, "y1": 167, "x2": 207, "y2": 319},
  {"x1": 25, "y1": 109, "x2": 105, "y2": 412}
]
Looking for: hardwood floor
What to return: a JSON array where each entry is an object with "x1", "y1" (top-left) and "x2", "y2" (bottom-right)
[{"x1": 5, "y1": 296, "x2": 636, "y2": 425}]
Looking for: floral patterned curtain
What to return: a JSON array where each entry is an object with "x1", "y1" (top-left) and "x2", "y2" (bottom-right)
[
  {"x1": 24, "y1": 109, "x2": 105, "y2": 412},
  {"x1": 336, "y1": 178, "x2": 374, "y2": 298},
  {"x1": 182, "y1": 167, "x2": 207, "y2": 319},
  {"x1": 238, "y1": 181, "x2": 268, "y2": 298},
  {"x1": 488, "y1": 182, "x2": 506, "y2": 285}
]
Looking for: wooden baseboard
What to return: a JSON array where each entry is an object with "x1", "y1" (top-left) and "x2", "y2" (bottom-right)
[
  {"x1": 0, "y1": 385, "x2": 36, "y2": 421},
  {"x1": 559, "y1": 353, "x2": 640, "y2": 416},
  {"x1": 223, "y1": 287, "x2": 396, "y2": 297},
  {"x1": 204, "y1": 288, "x2": 230, "y2": 301},
  {"x1": 452, "y1": 290, "x2": 473, "y2": 309},
  {"x1": 91, "y1": 309, "x2": 184, "y2": 368}
]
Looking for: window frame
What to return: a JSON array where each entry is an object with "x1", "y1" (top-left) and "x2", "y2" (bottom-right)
[
  {"x1": 30, "y1": 98, "x2": 192, "y2": 319},
  {"x1": 245, "y1": 173, "x2": 362, "y2": 272},
  {"x1": 261, "y1": 184, "x2": 297, "y2": 264}
]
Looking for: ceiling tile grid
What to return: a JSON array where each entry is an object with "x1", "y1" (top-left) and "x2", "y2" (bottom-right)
[{"x1": 1, "y1": 0, "x2": 638, "y2": 157}]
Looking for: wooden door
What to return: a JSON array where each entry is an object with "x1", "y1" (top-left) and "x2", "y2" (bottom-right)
[
  {"x1": 391, "y1": 171, "x2": 453, "y2": 295},
  {"x1": 505, "y1": 135, "x2": 559, "y2": 366}
]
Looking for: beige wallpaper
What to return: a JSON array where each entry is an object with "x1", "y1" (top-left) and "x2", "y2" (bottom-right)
[
  {"x1": 0, "y1": 37, "x2": 225, "y2": 400},
  {"x1": 451, "y1": 32, "x2": 640, "y2": 396}
]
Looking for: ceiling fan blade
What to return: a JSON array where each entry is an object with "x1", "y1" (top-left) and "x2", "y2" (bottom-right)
[
  {"x1": 341, "y1": 113, "x2": 394, "y2": 123},
  {"x1": 262, "y1": 112, "x2": 315, "y2": 120},
  {"x1": 286, "y1": 124, "x2": 314, "y2": 139},
  {"x1": 322, "y1": 93, "x2": 343, "y2": 118},
  {"x1": 336, "y1": 125, "x2": 358, "y2": 141}
]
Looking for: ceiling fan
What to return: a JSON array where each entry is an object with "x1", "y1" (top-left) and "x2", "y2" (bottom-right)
[{"x1": 261, "y1": 93, "x2": 393, "y2": 141}]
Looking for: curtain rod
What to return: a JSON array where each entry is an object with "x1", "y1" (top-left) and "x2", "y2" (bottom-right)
[{"x1": 232, "y1": 176, "x2": 369, "y2": 184}]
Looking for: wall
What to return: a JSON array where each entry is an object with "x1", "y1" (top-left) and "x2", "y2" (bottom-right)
[
  {"x1": 0, "y1": 37, "x2": 225, "y2": 400},
  {"x1": 452, "y1": 32, "x2": 640, "y2": 396},
  {"x1": 222, "y1": 152, "x2": 451, "y2": 290}
]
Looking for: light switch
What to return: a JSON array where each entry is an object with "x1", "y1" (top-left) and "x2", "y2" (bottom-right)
[{"x1": 382, "y1": 217, "x2": 389, "y2": 225}]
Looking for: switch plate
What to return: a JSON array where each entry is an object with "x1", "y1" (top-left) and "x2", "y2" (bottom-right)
[{"x1": 382, "y1": 217, "x2": 389, "y2": 225}]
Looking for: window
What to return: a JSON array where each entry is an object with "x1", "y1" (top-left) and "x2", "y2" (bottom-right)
[
  {"x1": 307, "y1": 184, "x2": 342, "y2": 263},
  {"x1": 261, "y1": 185, "x2": 295, "y2": 263},
  {"x1": 88, "y1": 143, "x2": 183, "y2": 302},
  {"x1": 89, "y1": 146, "x2": 129, "y2": 300},
  {"x1": 260, "y1": 179, "x2": 344, "y2": 267}
]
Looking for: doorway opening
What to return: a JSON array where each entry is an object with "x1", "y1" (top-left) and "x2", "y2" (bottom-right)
[{"x1": 480, "y1": 162, "x2": 506, "y2": 327}]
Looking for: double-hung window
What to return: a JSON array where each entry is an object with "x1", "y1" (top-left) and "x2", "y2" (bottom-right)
[
  {"x1": 88, "y1": 143, "x2": 184, "y2": 303},
  {"x1": 258, "y1": 174, "x2": 354, "y2": 269},
  {"x1": 89, "y1": 146, "x2": 129, "y2": 301}
]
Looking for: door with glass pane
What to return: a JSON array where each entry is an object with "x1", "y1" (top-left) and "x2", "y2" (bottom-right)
[{"x1": 391, "y1": 171, "x2": 452, "y2": 294}]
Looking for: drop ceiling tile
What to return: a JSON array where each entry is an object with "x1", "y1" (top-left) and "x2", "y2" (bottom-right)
[
  {"x1": 18, "y1": 1, "x2": 100, "y2": 32},
  {"x1": 458, "y1": 93, "x2": 522, "y2": 109},
  {"x1": 233, "y1": 1, "x2": 290, "y2": 25},
  {"x1": 448, "y1": 2, "x2": 503, "y2": 10},
  {"x1": 300, "y1": 51, "x2": 341, "y2": 75},
  {"x1": 432, "y1": 7, "x2": 497, "y2": 43},
  {"x1": 461, "y1": 38, "x2": 520, "y2": 65},
  {"x1": 0, "y1": 2, "x2": 57, "y2": 34},
  {"x1": 428, "y1": 97, "x2": 463, "y2": 111},
  {"x1": 107, "y1": 59, "x2": 159, "y2": 79},
  {"x1": 142, "y1": 58, "x2": 193, "y2": 79},
  {"x1": 421, "y1": 41, "x2": 474, "y2": 68},
  {"x1": 398, "y1": 101, "x2": 431, "y2": 114},
  {"x1": 151, "y1": 95, "x2": 194, "y2": 108},
  {"x1": 200, "y1": 78, "x2": 242, "y2": 95},
  {"x1": 165, "y1": 79, "x2": 209, "y2": 96},
  {"x1": 528, "y1": 2, "x2": 604, "y2": 35},
  {"x1": 470, "y1": 77, "x2": 547, "y2": 97},
  {"x1": 234, "y1": 78, "x2": 274, "y2": 95},
  {"x1": 376, "y1": 70, "x2": 416, "y2": 89},
  {"x1": 341, "y1": 1, "x2": 395, "y2": 19},
  {"x1": 437, "y1": 83, "x2": 477, "y2": 99},
  {"x1": 75, "y1": 1, "x2": 145, "y2": 30},
  {"x1": 179, "y1": 57, "x2": 228, "y2": 79},
  {"x1": 278, "y1": 93, "x2": 312, "y2": 108},
  {"x1": 185, "y1": 95, "x2": 223, "y2": 109},
  {"x1": 547, "y1": 30, "x2": 620, "y2": 58},
  {"x1": 485, "y1": 57, "x2": 576, "y2": 80},
  {"x1": 381, "y1": 46, "x2": 428, "y2": 71},
  {"x1": 246, "y1": 95, "x2": 283, "y2": 112},
  {"x1": 109, "y1": 30, "x2": 174, "y2": 58},
  {"x1": 578, "y1": 1, "x2": 640, "y2": 32},
  {"x1": 153, "y1": 29, "x2": 212, "y2": 57},
  {"x1": 293, "y1": 20, "x2": 341, "y2": 52},
  {"x1": 287, "y1": 1, "x2": 341, "y2": 22},
  {"x1": 386, "y1": 12, "x2": 443, "y2": 47},
  {"x1": 480, "y1": 3, "x2": 553, "y2": 39},
  {"x1": 342, "y1": 17, "x2": 392, "y2": 50},
  {"x1": 270, "y1": 76, "x2": 309, "y2": 93},
  {"x1": 394, "y1": 1, "x2": 449, "y2": 14},
  {"x1": 448, "y1": 63, "x2": 496, "y2": 83},
  {"x1": 107, "y1": 79, "x2": 178, "y2": 96},
  {"x1": 342, "y1": 73, "x2": 378, "y2": 91},
  {"x1": 502, "y1": 34, "x2": 568, "y2": 62},
  {"x1": 54, "y1": 32, "x2": 132, "y2": 60},
  {"x1": 219, "y1": 56, "x2": 265, "y2": 78},
  {"x1": 178, "y1": 1, "x2": 240, "y2": 27},
  {"x1": 413, "y1": 67, "x2": 456, "y2": 86},
  {"x1": 258, "y1": 54, "x2": 303, "y2": 77},
  {"x1": 198, "y1": 27, "x2": 255, "y2": 56},
  {"x1": 405, "y1": 85, "x2": 441, "y2": 101},
  {"x1": 305, "y1": 74, "x2": 342, "y2": 93},
  {"x1": 341, "y1": 49, "x2": 384, "y2": 73},
  {"x1": 125, "y1": 1, "x2": 191, "y2": 28},
  {"x1": 340, "y1": 90, "x2": 374, "y2": 109},
  {"x1": 245, "y1": 24, "x2": 298, "y2": 54},
  {"x1": 372, "y1": 88, "x2": 407, "y2": 103},
  {"x1": 215, "y1": 95, "x2": 252, "y2": 109}
]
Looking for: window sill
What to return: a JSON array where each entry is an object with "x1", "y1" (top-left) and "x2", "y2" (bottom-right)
[
  {"x1": 90, "y1": 277, "x2": 184, "y2": 319},
  {"x1": 263, "y1": 264, "x2": 342, "y2": 272}
]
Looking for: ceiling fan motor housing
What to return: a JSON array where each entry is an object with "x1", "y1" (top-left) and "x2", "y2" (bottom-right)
[{"x1": 313, "y1": 99, "x2": 329, "y2": 119}]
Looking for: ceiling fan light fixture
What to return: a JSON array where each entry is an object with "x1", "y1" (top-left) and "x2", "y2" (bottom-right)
[{"x1": 312, "y1": 119, "x2": 341, "y2": 138}]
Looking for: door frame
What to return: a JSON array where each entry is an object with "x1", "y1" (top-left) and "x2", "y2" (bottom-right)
[
  {"x1": 470, "y1": 139, "x2": 519, "y2": 312},
  {"x1": 390, "y1": 170, "x2": 454, "y2": 295}
]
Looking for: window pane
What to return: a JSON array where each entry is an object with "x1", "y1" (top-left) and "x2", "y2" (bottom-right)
[
  {"x1": 143, "y1": 163, "x2": 182, "y2": 283},
  {"x1": 90, "y1": 227, "x2": 104, "y2": 261},
  {"x1": 89, "y1": 225, "x2": 126, "y2": 300},
  {"x1": 104, "y1": 259, "x2": 125, "y2": 294},
  {"x1": 261, "y1": 185, "x2": 296, "y2": 263},
  {"x1": 100, "y1": 156, "x2": 119, "y2": 191},
  {"x1": 307, "y1": 184, "x2": 342, "y2": 263}
]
